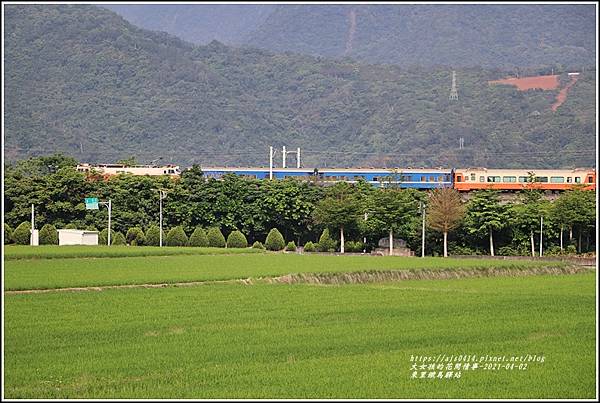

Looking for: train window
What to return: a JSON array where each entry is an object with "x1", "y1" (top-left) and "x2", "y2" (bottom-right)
[
  {"x1": 502, "y1": 176, "x2": 516, "y2": 182},
  {"x1": 479, "y1": 176, "x2": 484, "y2": 182},
  {"x1": 401, "y1": 175, "x2": 411, "y2": 182},
  {"x1": 168, "y1": 169, "x2": 175, "y2": 174},
  {"x1": 575, "y1": 177, "x2": 581, "y2": 183},
  {"x1": 550, "y1": 176, "x2": 564, "y2": 183},
  {"x1": 420, "y1": 176, "x2": 426, "y2": 182},
  {"x1": 566, "y1": 177, "x2": 572, "y2": 183},
  {"x1": 429, "y1": 176, "x2": 435, "y2": 182},
  {"x1": 487, "y1": 176, "x2": 501, "y2": 182},
  {"x1": 471, "y1": 173, "x2": 476, "y2": 181},
  {"x1": 456, "y1": 176, "x2": 462, "y2": 182},
  {"x1": 518, "y1": 176, "x2": 528, "y2": 182},
  {"x1": 372, "y1": 177, "x2": 378, "y2": 181},
  {"x1": 535, "y1": 176, "x2": 548, "y2": 183},
  {"x1": 587, "y1": 176, "x2": 593, "y2": 183}
]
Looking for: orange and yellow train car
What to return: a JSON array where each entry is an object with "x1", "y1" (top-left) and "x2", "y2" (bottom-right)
[{"x1": 453, "y1": 168, "x2": 596, "y2": 192}]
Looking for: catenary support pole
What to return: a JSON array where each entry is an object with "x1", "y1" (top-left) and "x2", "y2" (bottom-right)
[
  {"x1": 269, "y1": 146, "x2": 273, "y2": 180},
  {"x1": 282, "y1": 146, "x2": 286, "y2": 168},
  {"x1": 297, "y1": 148, "x2": 301, "y2": 168}
]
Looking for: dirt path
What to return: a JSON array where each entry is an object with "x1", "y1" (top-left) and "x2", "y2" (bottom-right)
[
  {"x1": 552, "y1": 75, "x2": 579, "y2": 111},
  {"x1": 5, "y1": 265, "x2": 591, "y2": 295},
  {"x1": 488, "y1": 75, "x2": 559, "y2": 90},
  {"x1": 344, "y1": 9, "x2": 357, "y2": 56}
]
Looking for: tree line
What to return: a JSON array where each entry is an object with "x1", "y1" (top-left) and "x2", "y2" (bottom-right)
[{"x1": 3, "y1": 155, "x2": 596, "y2": 256}]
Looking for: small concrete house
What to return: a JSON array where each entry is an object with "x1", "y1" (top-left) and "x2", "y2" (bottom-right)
[{"x1": 57, "y1": 229, "x2": 99, "y2": 246}]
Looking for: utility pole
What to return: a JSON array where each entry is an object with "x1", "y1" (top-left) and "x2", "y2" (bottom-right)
[
  {"x1": 420, "y1": 201, "x2": 426, "y2": 257},
  {"x1": 539, "y1": 216, "x2": 543, "y2": 257},
  {"x1": 108, "y1": 199, "x2": 111, "y2": 246},
  {"x1": 297, "y1": 147, "x2": 301, "y2": 168},
  {"x1": 30, "y1": 204, "x2": 38, "y2": 246},
  {"x1": 159, "y1": 190, "x2": 167, "y2": 247},
  {"x1": 363, "y1": 212, "x2": 368, "y2": 253},
  {"x1": 98, "y1": 199, "x2": 112, "y2": 245}
]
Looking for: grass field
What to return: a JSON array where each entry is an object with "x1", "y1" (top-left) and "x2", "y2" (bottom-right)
[
  {"x1": 3, "y1": 252, "x2": 569, "y2": 291},
  {"x1": 3, "y1": 247, "x2": 596, "y2": 398},
  {"x1": 3, "y1": 245, "x2": 263, "y2": 260},
  {"x1": 4, "y1": 273, "x2": 596, "y2": 399}
]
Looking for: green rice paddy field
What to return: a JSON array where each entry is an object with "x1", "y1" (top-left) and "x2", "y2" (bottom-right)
[{"x1": 3, "y1": 247, "x2": 597, "y2": 398}]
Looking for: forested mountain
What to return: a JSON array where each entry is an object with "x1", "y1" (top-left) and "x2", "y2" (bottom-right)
[
  {"x1": 104, "y1": 4, "x2": 596, "y2": 70},
  {"x1": 245, "y1": 4, "x2": 596, "y2": 70},
  {"x1": 4, "y1": 4, "x2": 596, "y2": 169},
  {"x1": 102, "y1": 4, "x2": 275, "y2": 45}
]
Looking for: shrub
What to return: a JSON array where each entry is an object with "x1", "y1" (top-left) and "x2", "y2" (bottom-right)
[
  {"x1": 497, "y1": 246, "x2": 520, "y2": 256},
  {"x1": 98, "y1": 229, "x2": 115, "y2": 245},
  {"x1": 227, "y1": 230, "x2": 248, "y2": 248},
  {"x1": 64, "y1": 223, "x2": 78, "y2": 229},
  {"x1": 317, "y1": 229, "x2": 337, "y2": 252},
  {"x1": 39, "y1": 224, "x2": 58, "y2": 245},
  {"x1": 545, "y1": 245, "x2": 564, "y2": 256},
  {"x1": 285, "y1": 241, "x2": 296, "y2": 251},
  {"x1": 166, "y1": 226, "x2": 188, "y2": 247},
  {"x1": 126, "y1": 227, "x2": 145, "y2": 246},
  {"x1": 145, "y1": 225, "x2": 163, "y2": 246},
  {"x1": 303, "y1": 241, "x2": 316, "y2": 252},
  {"x1": 345, "y1": 241, "x2": 364, "y2": 253},
  {"x1": 565, "y1": 244, "x2": 577, "y2": 255},
  {"x1": 111, "y1": 231, "x2": 126, "y2": 245},
  {"x1": 12, "y1": 222, "x2": 31, "y2": 245},
  {"x1": 4, "y1": 223, "x2": 13, "y2": 244},
  {"x1": 252, "y1": 241, "x2": 265, "y2": 250},
  {"x1": 448, "y1": 245, "x2": 482, "y2": 256},
  {"x1": 265, "y1": 228, "x2": 285, "y2": 251},
  {"x1": 188, "y1": 227, "x2": 209, "y2": 247},
  {"x1": 85, "y1": 225, "x2": 98, "y2": 231},
  {"x1": 207, "y1": 227, "x2": 226, "y2": 248}
]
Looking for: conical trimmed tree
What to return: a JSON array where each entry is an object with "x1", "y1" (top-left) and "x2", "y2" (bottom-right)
[
  {"x1": 12, "y1": 222, "x2": 31, "y2": 245},
  {"x1": 226, "y1": 230, "x2": 248, "y2": 248},
  {"x1": 265, "y1": 228, "x2": 285, "y2": 251},
  {"x1": 207, "y1": 227, "x2": 226, "y2": 248},
  {"x1": 39, "y1": 224, "x2": 58, "y2": 245},
  {"x1": 188, "y1": 227, "x2": 209, "y2": 247},
  {"x1": 111, "y1": 231, "x2": 126, "y2": 245},
  {"x1": 166, "y1": 226, "x2": 188, "y2": 247}
]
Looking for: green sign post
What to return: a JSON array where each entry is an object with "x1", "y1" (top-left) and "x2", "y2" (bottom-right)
[
  {"x1": 84, "y1": 197, "x2": 112, "y2": 245},
  {"x1": 85, "y1": 197, "x2": 99, "y2": 210}
]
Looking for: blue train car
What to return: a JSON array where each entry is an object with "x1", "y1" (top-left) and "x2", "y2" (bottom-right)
[{"x1": 199, "y1": 167, "x2": 454, "y2": 190}]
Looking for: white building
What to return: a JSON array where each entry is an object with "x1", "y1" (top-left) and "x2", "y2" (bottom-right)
[{"x1": 57, "y1": 229, "x2": 99, "y2": 246}]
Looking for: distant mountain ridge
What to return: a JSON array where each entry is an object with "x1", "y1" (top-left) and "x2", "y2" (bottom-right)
[
  {"x1": 102, "y1": 4, "x2": 275, "y2": 45},
  {"x1": 4, "y1": 4, "x2": 596, "y2": 169},
  {"x1": 244, "y1": 4, "x2": 596, "y2": 70},
  {"x1": 104, "y1": 4, "x2": 596, "y2": 70}
]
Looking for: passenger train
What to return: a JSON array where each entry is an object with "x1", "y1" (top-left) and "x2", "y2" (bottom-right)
[{"x1": 76, "y1": 164, "x2": 596, "y2": 192}]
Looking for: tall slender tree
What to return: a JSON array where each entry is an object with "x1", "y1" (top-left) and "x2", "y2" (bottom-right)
[
  {"x1": 312, "y1": 182, "x2": 360, "y2": 253},
  {"x1": 426, "y1": 188, "x2": 465, "y2": 257},
  {"x1": 464, "y1": 190, "x2": 509, "y2": 256},
  {"x1": 366, "y1": 188, "x2": 418, "y2": 255}
]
